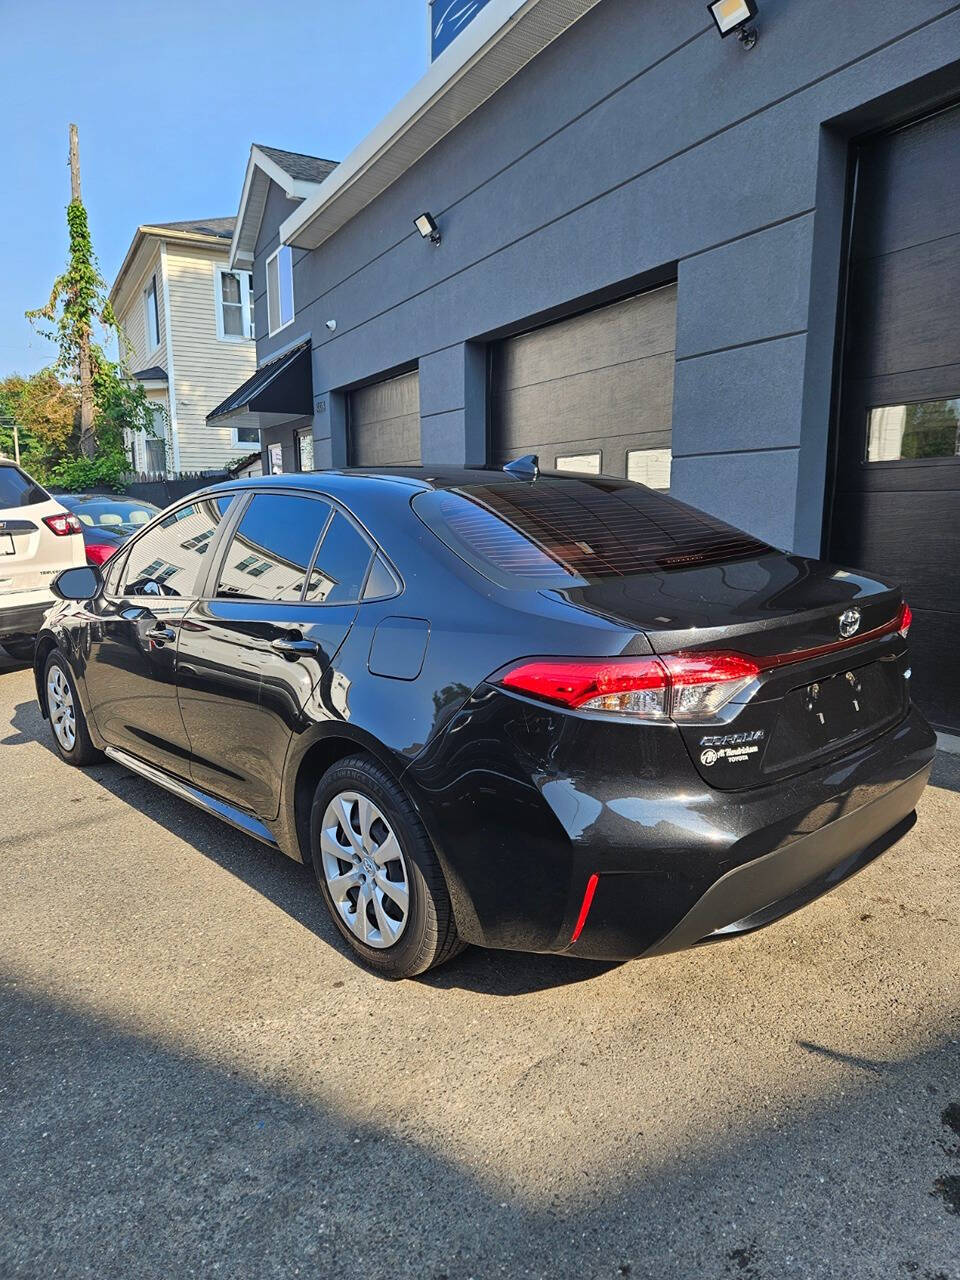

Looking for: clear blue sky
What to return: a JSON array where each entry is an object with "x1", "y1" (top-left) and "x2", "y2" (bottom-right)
[{"x1": 0, "y1": 0, "x2": 428, "y2": 377}]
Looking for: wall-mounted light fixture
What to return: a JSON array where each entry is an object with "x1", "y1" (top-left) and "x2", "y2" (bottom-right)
[
  {"x1": 414, "y1": 212, "x2": 442, "y2": 246},
  {"x1": 708, "y1": 0, "x2": 758, "y2": 48}
]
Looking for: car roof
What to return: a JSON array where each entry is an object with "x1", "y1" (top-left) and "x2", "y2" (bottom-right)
[{"x1": 196, "y1": 465, "x2": 602, "y2": 501}]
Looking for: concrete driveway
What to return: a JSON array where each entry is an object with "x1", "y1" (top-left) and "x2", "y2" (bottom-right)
[{"x1": 0, "y1": 652, "x2": 958, "y2": 1280}]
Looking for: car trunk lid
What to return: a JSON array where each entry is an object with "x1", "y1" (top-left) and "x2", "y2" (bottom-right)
[{"x1": 549, "y1": 552, "x2": 910, "y2": 789}]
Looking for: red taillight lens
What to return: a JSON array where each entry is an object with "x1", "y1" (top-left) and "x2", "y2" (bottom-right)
[
  {"x1": 898, "y1": 601, "x2": 912, "y2": 638},
  {"x1": 86, "y1": 543, "x2": 116, "y2": 566},
  {"x1": 499, "y1": 657, "x2": 669, "y2": 717},
  {"x1": 497, "y1": 652, "x2": 760, "y2": 721},
  {"x1": 43, "y1": 512, "x2": 84, "y2": 536}
]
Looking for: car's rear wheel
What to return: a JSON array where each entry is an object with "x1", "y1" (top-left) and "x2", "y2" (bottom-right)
[
  {"x1": 310, "y1": 756, "x2": 464, "y2": 977},
  {"x1": 44, "y1": 650, "x2": 102, "y2": 766}
]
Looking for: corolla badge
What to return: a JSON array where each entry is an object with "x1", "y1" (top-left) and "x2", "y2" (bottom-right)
[{"x1": 839, "y1": 608, "x2": 861, "y2": 638}]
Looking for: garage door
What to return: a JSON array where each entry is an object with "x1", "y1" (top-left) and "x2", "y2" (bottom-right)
[
  {"x1": 347, "y1": 370, "x2": 421, "y2": 466},
  {"x1": 489, "y1": 284, "x2": 677, "y2": 487},
  {"x1": 828, "y1": 102, "x2": 960, "y2": 731}
]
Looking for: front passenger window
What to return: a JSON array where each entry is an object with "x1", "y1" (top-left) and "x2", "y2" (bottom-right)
[{"x1": 121, "y1": 496, "x2": 235, "y2": 598}]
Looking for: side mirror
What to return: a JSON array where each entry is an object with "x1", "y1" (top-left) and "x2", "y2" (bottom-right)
[{"x1": 51, "y1": 565, "x2": 104, "y2": 602}]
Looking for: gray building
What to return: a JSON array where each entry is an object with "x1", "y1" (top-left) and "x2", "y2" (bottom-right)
[{"x1": 208, "y1": 0, "x2": 960, "y2": 730}]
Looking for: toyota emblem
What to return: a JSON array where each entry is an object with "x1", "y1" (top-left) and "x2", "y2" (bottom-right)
[{"x1": 839, "y1": 608, "x2": 861, "y2": 639}]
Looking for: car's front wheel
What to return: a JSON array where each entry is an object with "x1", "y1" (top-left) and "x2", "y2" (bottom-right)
[
  {"x1": 43, "y1": 650, "x2": 102, "y2": 766},
  {"x1": 310, "y1": 756, "x2": 463, "y2": 977}
]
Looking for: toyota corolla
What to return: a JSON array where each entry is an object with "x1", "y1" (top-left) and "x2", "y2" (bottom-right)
[{"x1": 34, "y1": 464, "x2": 934, "y2": 977}]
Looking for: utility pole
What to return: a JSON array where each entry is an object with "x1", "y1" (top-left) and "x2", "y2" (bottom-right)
[{"x1": 69, "y1": 123, "x2": 96, "y2": 460}]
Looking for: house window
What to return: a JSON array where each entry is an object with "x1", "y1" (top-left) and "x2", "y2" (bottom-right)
[
  {"x1": 215, "y1": 268, "x2": 254, "y2": 341},
  {"x1": 234, "y1": 425, "x2": 260, "y2": 446},
  {"x1": 266, "y1": 245, "x2": 294, "y2": 335},
  {"x1": 144, "y1": 275, "x2": 160, "y2": 352},
  {"x1": 296, "y1": 428, "x2": 315, "y2": 472},
  {"x1": 626, "y1": 447, "x2": 672, "y2": 490}
]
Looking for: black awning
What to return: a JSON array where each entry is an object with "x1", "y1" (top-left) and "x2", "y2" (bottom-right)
[{"x1": 206, "y1": 340, "x2": 312, "y2": 424}]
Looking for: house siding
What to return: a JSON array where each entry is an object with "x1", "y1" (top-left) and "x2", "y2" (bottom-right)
[
  {"x1": 251, "y1": 0, "x2": 960, "y2": 551},
  {"x1": 117, "y1": 244, "x2": 168, "y2": 378},
  {"x1": 165, "y1": 244, "x2": 258, "y2": 470}
]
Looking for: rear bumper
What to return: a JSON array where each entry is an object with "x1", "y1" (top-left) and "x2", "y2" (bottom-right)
[
  {"x1": 0, "y1": 596, "x2": 52, "y2": 639},
  {"x1": 407, "y1": 691, "x2": 936, "y2": 960}
]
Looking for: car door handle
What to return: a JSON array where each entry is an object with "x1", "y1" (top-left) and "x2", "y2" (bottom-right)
[
  {"x1": 147, "y1": 624, "x2": 178, "y2": 643},
  {"x1": 271, "y1": 636, "x2": 320, "y2": 659}
]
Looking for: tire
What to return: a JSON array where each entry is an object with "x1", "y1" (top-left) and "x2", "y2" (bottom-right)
[
  {"x1": 43, "y1": 650, "x2": 103, "y2": 766},
  {"x1": 310, "y1": 755, "x2": 464, "y2": 978},
  {"x1": 3, "y1": 637, "x2": 36, "y2": 662}
]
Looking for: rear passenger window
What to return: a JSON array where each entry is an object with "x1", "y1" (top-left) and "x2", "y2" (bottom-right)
[
  {"x1": 122, "y1": 496, "x2": 235, "y2": 598},
  {"x1": 305, "y1": 511, "x2": 373, "y2": 604},
  {"x1": 216, "y1": 493, "x2": 331, "y2": 602}
]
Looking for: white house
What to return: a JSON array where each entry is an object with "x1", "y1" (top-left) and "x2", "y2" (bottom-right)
[{"x1": 109, "y1": 217, "x2": 259, "y2": 474}]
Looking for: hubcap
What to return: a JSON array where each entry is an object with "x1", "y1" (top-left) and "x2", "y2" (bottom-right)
[
  {"x1": 319, "y1": 791, "x2": 410, "y2": 949},
  {"x1": 47, "y1": 666, "x2": 76, "y2": 751}
]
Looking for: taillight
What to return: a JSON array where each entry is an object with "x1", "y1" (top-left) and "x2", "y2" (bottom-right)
[
  {"x1": 43, "y1": 512, "x2": 84, "y2": 536},
  {"x1": 898, "y1": 601, "x2": 912, "y2": 638},
  {"x1": 500, "y1": 657, "x2": 670, "y2": 717},
  {"x1": 86, "y1": 543, "x2": 116, "y2": 566},
  {"x1": 496, "y1": 653, "x2": 759, "y2": 722}
]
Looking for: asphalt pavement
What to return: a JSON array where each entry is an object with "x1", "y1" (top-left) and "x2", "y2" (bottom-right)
[{"x1": 0, "y1": 652, "x2": 958, "y2": 1279}]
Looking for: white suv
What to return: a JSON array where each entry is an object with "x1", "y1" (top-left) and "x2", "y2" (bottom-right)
[{"x1": 0, "y1": 460, "x2": 86, "y2": 659}]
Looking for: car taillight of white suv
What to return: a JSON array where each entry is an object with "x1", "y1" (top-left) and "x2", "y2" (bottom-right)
[{"x1": 0, "y1": 460, "x2": 86, "y2": 660}]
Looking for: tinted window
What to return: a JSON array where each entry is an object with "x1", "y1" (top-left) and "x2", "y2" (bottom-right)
[
  {"x1": 362, "y1": 554, "x2": 398, "y2": 601},
  {"x1": 122, "y1": 496, "x2": 235, "y2": 598},
  {"x1": 216, "y1": 493, "x2": 330, "y2": 602},
  {"x1": 412, "y1": 476, "x2": 771, "y2": 588},
  {"x1": 305, "y1": 510, "x2": 373, "y2": 604},
  {"x1": 0, "y1": 465, "x2": 48, "y2": 508}
]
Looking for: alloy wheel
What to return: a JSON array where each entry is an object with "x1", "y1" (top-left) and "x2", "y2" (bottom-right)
[
  {"x1": 47, "y1": 666, "x2": 77, "y2": 751},
  {"x1": 319, "y1": 790, "x2": 410, "y2": 948}
]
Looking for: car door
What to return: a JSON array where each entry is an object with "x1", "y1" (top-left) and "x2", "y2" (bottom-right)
[
  {"x1": 81, "y1": 494, "x2": 237, "y2": 775},
  {"x1": 175, "y1": 490, "x2": 375, "y2": 818}
]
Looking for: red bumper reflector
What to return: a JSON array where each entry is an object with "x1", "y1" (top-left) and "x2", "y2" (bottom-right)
[{"x1": 570, "y1": 873, "x2": 599, "y2": 944}]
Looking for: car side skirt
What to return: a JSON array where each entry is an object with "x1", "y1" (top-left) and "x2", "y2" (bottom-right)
[{"x1": 103, "y1": 746, "x2": 282, "y2": 852}]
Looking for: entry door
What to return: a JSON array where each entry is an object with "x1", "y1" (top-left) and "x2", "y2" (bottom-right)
[
  {"x1": 490, "y1": 285, "x2": 677, "y2": 485},
  {"x1": 828, "y1": 103, "x2": 960, "y2": 730},
  {"x1": 347, "y1": 370, "x2": 421, "y2": 466},
  {"x1": 82, "y1": 496, "x2": 236, "y2": 776},
  {"x1": 176, "y1": 491, "x2": 375, "y2": 818}
]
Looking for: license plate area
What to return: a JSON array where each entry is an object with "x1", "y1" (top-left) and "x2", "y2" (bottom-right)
[{"x1": 763, "y1": 659, "x2": 906, "y2": 775}]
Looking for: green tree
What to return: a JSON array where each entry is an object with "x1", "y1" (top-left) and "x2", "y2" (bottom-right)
[{"x1": 25, "y1": 130, "x2": 152, "y2": 483}]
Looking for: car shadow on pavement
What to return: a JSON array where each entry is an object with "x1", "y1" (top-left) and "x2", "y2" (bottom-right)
[
  {"x1": 1, "y1": 980, "x2": 958, "y2": 1280},
  {"x1": 15, "y1": 701, "x2": 613, "y2": 997}
]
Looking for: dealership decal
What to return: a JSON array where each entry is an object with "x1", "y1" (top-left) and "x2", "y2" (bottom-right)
[{"x1": 699, "y1": 729, "x2": 765, "y2": 768}]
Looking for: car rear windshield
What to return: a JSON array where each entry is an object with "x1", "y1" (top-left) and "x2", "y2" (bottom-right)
[
  {"x1": 65, "y1": 498, "x2": 160, "y2": 532},
  {"x1": 0, "y1": 464, "x2": 48, "y2": 509},
  {"x1": 412, "y1": 475, "x2": 771, "y2": 588}
]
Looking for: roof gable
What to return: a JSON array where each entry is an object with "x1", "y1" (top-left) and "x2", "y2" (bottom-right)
[{"x1": 228, "y1": 145, "x2": 338, "y2": 269}]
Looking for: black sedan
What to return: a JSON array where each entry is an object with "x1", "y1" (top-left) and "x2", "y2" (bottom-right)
[
  {"x1": 56, "y1": 493, "x2": 161, "y2": 566},
  {"x1": 34, "y1": 465, "x2": 935, "y2": 977}
]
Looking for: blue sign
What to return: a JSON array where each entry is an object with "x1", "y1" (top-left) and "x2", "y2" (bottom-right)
[{"x1": 430, "y1": 0, "x2": 494, "y2": 60}]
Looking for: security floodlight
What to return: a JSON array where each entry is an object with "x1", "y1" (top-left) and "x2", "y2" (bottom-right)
[
  {"x1": 415, "y1": 212, "x2": 442, "y2": 246},
  {"x1": 708, "y1": 0, "x2": 758, "y2": 47}
]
